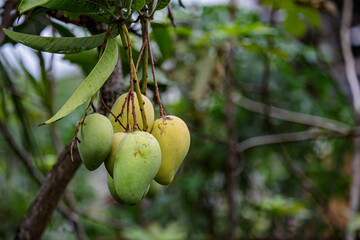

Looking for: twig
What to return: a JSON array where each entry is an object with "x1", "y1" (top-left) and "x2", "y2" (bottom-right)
[
  {"x1": 235, "y1": 93, "x2": 351, "y2": 135},
  {"x1": 100, "y1": 89, "x2": 126, "y2": 130},
  {"x1": 340, "y1": 1, "x2": 360, "y2": 239},
  {"x1": 0, "y1": 119, "x2": 44, "y2": 184},
  {"x1": 135, "y1": 36, "x2": 147, "y2": 72},
  {"x1": 141, "y1": 18, "x2": 148, "y2": 95},
  {"x1": 145, "y1": 19, "x2": 164, "y2": 117},
  {"x1": 70, "y1": 96, "x2": 95, "y2": 162},
  {"x1": 236, "y1": 129, "x2": 328, "y2": 152},
  {"x1": 119, "y1": 23, "x2": 149, "y2": 130},
  {"x1": 167, "y1": 5, "x2": 176, "y2": 27}
]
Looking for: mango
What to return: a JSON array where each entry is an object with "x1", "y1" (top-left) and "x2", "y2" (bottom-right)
[
  {"x1": 107, "y1": 173, "x2": 123, "y2": 204},
  {"x1": 151, "y1": 115, "x2": 190, "y2": 185},
  {"x1": 77, "y1": 113, "x2": 113, "y2": 171},
  {"x1": 113, "y1": 131, "x2": 161, "y2": 205},
  {"x1": 104, "y1": 132, "x2": 127, "y2": 177},
  {"x1": 108, "y1": 93, "x2": 154, "y2": 132},
  {"x1": 107, "y1": 173, "x2": 148, "y2": 205}
]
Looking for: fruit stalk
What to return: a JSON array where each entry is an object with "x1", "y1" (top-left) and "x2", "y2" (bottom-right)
[
  {"x1": 70, "y1": 95, "x2": 95, "y2": 161},
  {"x1": 144, "y1": 19, "x2": 164, "y2": 117},
  {"x1": 141, "y1": 18, "x2": 148, "y2": 95},
  {"x1": 119, "y1": 24, "x2": 149, "y2": 131}
]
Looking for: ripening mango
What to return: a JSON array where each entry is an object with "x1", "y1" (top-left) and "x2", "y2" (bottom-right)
[
  {"x1": 113, "y1": 131, "x2": 161, "y2": 205},
  {"x1": 151, "y1": 115, "x2": 190, "y2": 185},
  {"x1": 77, "y1": 113, "x2": 113, "y2": 171},
  {"x1": 108, "y1": 93, "x2": 154, "y2": 132},
  {"x1": 104, "y1": 132, "x2": 127, "y2": 177}
]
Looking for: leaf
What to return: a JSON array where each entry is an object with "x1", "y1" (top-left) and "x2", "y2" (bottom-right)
[
  {"x1": 132, "y1": 0, "x2": 146, "y2": 12},
  {"x1": 151, "y1": 22, "x2": 173, "y2": 61},
  {"x1": 283, "y1": 10, "x2": 307, "y2": 37},
  {"x1": 18, "y1": 0, "x2": 101, "y2": 14},
  {"x1": 63, "y1": 50, "x2": 98, "y2": 75},
  {"x1": 43, "y1": 38, "x2": 118, "y2": 124},
  {"x1": 50, "y1": 21, "x2": 75, "y2": 37},
  {"x1": 155, "y1": 0, "x2": 170, "y2": 10},
  {"x1": 3, "y1": 28, "x2": 106, "y2": 54},
  {"x1": 298, "y1": 6, "x2": 321, "y2": 28}
]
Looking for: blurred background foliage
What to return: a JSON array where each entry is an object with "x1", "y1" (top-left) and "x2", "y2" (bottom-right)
[{"x1": 0, "y1": 0, "x2": 359, "y2": 239}]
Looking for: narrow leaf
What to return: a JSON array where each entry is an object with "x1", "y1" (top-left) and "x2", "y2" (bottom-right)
[
  {"x1": 3, "y1": 28, "x2": 106, "y2": 54},
  {"x1": 18, "y1": 0, "x2": 101, "y2": 14},
  {"x1": 43, "y1": 38, "x2": 118, "y2": 124},
  {"x1": 151, "y1": 22, "x2": 173, "y2": 61}
]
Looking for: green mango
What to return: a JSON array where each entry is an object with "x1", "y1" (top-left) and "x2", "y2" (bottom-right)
[
  {"x1": 107, "y1": 173, "x2": 148, "y2": 205},
  {"x1": 113, "y1": 131, "x2": 161, "y2": 205},
  {"x1": 107, "y1": 173, "x2": 124, "y2": 204},
  {"x1": 77, "y1": 113, "x2": 114, "y2": 171},
  {"x1": 104, "y1": 132, "x2": 127, "y2": 177}
]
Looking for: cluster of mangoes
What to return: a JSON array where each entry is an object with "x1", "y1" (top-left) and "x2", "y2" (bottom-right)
[{"x1": 77, "y1": 93, "x2": 190, "y2": 205}]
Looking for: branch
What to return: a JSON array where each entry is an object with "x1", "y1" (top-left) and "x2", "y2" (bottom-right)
[
  {"x1": 340, "y1": 1, "x2": 360, "y2": 239},
  {"x1": 15, "y1": 145, "x2": 82, "y2": 240},
  {"x1": 0, "y1": 119, "x2": 44, "y2": 184},
  {"x1": 236, "y1": 128, "x2": 331, "y2": 152},
  {"x1": 235, "y1": 93, "x2": 351, "y2": 135},
  {"x1": 0, "y1": 0, "x2": 19, "y2": 45}
]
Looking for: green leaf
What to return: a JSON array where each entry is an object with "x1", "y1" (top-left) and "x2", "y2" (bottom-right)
[
  {"x1": 151, "y1": 22, "x2": 173, "y2": 61},
  {"x1": 63, "y1": 50, "x2": 98, "y2": 75},
  {"x1": 3, "y1": 28, "x2": 106, "y2": 54},
  {"x1": 132, "y1": 0, "x2": 146, "y2": 12},
  {"x1": 156, "y1": 0, "x2": 170, "y2": 10},
  {"x1": 50, "y1": 21, "x2": 75, "y2": 37},
  {"x1": 298, "y1": 6, "x2": 321, "y2": 28},
  {"x1": 18, "y1": 0, "x2": 101, "y2": 14},
  {"x1": 283, "y1": 10, "x2": 307, "y2": 37},
  {"x1": 43, "y1": 38, "x2": 118, "y2": 124}
]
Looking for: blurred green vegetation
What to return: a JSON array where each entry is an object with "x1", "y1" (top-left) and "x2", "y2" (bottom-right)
[{"x1": 0, "y1": 1, "x2": 356, "y2": 239}]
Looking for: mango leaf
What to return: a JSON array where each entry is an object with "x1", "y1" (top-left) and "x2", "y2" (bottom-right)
[
  {"x1": 151, "y1": 22, "x2": 173, "y2": 61},
  {"x1": 298, "y1": 6, "x2": 321, "y2": 28},
  {"x1": 3, "y1": 28, "x2": 106, "y2": 54},
  {"x1": 63, "y1": 49, "x2": 98, "y2": 75},
  {"x1": 50, "y1": 21, "x2": 75, "y2": 37},
  {"x1": 18, "y1": 0, "x2": 101, "y2": 14},
  {"x1": 155, "y1": 0, "x2": 170, "y2": 10},
  {"x1": 132, "y1": 0, "x2": 146, "y2": 12},
  {"x1": 43, "y1": 38, "x2": 118, "y2": 124}
]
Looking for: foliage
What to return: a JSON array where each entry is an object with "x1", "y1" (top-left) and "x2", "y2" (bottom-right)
[{"x1": 0, "y1": 0, "x2": 356, "y2": 239}]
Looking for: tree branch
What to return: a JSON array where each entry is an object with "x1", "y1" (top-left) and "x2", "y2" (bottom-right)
[
  {"x1": 340, "y1": 1, "x2": 360, "y2": 239},
  {"x1": 0, "y1": 0, "x2": 19, "y2": 45},
  {"x1": 235, "y1": 93, "x2": 351, "y2": 135}
]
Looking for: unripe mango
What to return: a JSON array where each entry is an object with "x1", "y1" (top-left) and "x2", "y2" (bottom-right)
[
  {"x1": 77, "y1": 113, "x2": 113, "y2": 171},
  {"x1": 108, "y1": 93, "x2": 154, "y2": 132},
  {"x1": 152, "y1": 115, "x2": 190, "y2": 185},
  {"x1": 113, "y1": 131, "x2": 161, "y2": 205},
  {"x1": 104, "y1": 132, "x2": 127, "y2": 177},
  {"x1": 107, "y1": 173, "x2": 123, "y2": 204},
  {"x1": 107, "y1": 173, "x2": 149, "y2": 205}
]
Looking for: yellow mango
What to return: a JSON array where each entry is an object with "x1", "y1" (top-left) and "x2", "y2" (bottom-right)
[
  {"x1": 104, "y1": 132, "x2": 127, "y2": 177},
  {"x1": 151, "y1": 115, "x2": 190, "y2": 185},
  {"x1": 108, "y1": 93, "x2": 154, "y2": 132},
  {"x1": 113, "y1": 131, "x2": 161, "y2": 205},
  {"x1": 77, "y1": 113, "x2": 113, "y2": 171}
]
